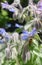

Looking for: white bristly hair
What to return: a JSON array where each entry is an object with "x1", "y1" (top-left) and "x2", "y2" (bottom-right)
[
  {"x1": 5, "y1": 43, "x2": 12, "y2": 59},
  {"x1": 12, "y1": 47, "x2": 18, "y2": 59},
  {"x1": 12, "y1": 32, "x2": 19, "y2": 43}
]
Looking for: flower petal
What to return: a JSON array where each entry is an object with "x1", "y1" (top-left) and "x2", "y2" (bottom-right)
[
  {"x1": 1, "y1": 3, "x2": 8, "y2": 9},
  {"x1": 15, "y1": 24, "x2": 23, "y2": 28},
  {"x1": 9, "y1": 8, "x2": 15, "y2": 12},
  {"x1": 30, "y1": 27, "x2": 37, "y2": 36}
]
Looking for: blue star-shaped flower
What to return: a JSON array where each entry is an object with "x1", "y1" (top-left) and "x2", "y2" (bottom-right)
[
  {"x1": 1, "y1": 2, "x2": 15, "y2": 13},
  {"x1": 0, "y1": 28, "x2": 6, "y2": 35},
  {"x1": 21, "y1": 27, "x2": 37, "y2": 40},
  {"x1": 21, "y1": 30, "x2": 29, "y2": 40},
  {"x1": 1, "y1": 2, "x2": 8, "y2": 9}
]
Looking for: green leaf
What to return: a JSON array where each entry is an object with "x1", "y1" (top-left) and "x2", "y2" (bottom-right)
[{"x1": 2, "y1": 10, "x2": 8, "y2": 16}]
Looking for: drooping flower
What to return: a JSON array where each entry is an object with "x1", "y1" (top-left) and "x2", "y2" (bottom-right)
[
  {"x1": 1, "y1": 2, "x2": 15, "y2": 13},
  {"x1": 1, "y1": 2, "x2": 8, "y2": 9},
  {"x1": 0, "y1": 28, "x2": 6, "y2": 43},
  {"x1": 21, "y1": 27, "x2": 37, "y2": 40},
  {"x1": 0, "y1": 28, "x2": 6, "y2": 35},
  {"x1": 21, "y1": 30, "x2": 30, "y2": 40},
  {"x1": 0, "y1": 28, "x2": 11, "y2": 42},
  {"x1": 29, "y1": 27, "x2": 37, "y2": 36}
]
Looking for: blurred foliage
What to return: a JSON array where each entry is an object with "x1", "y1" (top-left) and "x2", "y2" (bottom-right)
[
  {"x1": 6, "y1": 0, "x2": 39, "y2": 7},
  {"x1": 1, "y1": 34, "x2": 42, "y2": 65},
  {"x1": 0, "y1": 0, "x2": 39, "y2": 28},
  {"x1": 0, "y1": 0, "x2": 42, "y2": 65},
  {"x1": 33, "y1": 0, "x2": 39, "y2": 4},
  {"x1": 21, "y1": 0, "x2": 28, "y2": 7}
]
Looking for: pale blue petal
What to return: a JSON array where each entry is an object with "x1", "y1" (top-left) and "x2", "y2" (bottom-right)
[{"x1": 15, "y1": 24, "x2": 23, "y2": 28}]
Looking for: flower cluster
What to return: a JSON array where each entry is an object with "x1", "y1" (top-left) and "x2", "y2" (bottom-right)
[
  {"x1": 1, "y1": 2, "x2": 15, "y2": 13},
  {"x1": 0, "y1": 28, "x2": 6, "y2": 36},
  {"x1": 0, "y1": 28, "x2": 11, "y2": 43},
  {"x1": 0, "y1": 27, "x2": 37, "y2": 43},
  {"x1": 21, "y1": 27, "x2": 37, "y2": 40}
]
